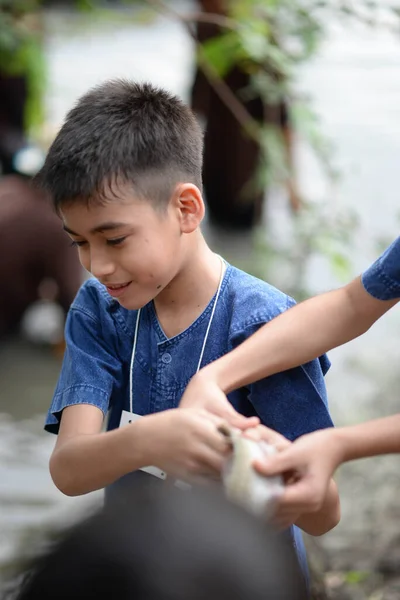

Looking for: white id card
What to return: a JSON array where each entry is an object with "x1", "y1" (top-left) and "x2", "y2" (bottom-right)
[{"x1": 119, "y1": 410, "x2": 167, "y2": 480}]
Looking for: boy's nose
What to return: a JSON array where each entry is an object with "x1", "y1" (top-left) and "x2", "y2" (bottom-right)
[{"x1": 88, "y1": 254, "x2": 116, "y2": 279}]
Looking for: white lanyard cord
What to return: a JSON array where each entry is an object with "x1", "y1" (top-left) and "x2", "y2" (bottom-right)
[
  {"x1": 129, "y1": 256, "x2": 225, "y2": 415},
  {"x1": 129, "y1": 307, "x2": 141, "y2": 414},
  {"x1": 195, "y1": 256, "x2": 225, "y2": 374}
]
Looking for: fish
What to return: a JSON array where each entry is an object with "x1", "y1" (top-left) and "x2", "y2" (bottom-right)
[{"x1": 219, "y1": 426, "x2": 284, "y2": 519}]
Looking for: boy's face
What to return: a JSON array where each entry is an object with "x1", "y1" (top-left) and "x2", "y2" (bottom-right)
[{"x1": 61, "y1": 188, "x2": 191, "y2": 310}]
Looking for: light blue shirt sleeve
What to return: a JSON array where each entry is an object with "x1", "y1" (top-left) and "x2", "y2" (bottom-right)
[{"x1": 361, "y1": 236, "x2": 400, "y2": 300}]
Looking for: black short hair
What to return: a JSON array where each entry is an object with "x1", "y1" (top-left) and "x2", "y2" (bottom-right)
[{"x1": 36, "y1": 80, "x2": 203, "y2": 211}]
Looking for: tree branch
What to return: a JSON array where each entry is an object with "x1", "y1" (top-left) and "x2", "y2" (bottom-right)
[
  {"x1": 145, "y1": 0, "x2": 262, "y2": 144},
  {"x1": 176, "y1": 11, "x2": 237, "y2": 30}
]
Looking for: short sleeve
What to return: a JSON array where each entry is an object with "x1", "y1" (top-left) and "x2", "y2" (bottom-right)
[
  {"x1": 249, "y1": 363, "x2": 333, "y2": 441},
  {"x1": 361, "y1": 236, "x2": 400, "y2": 301},
  {"x1": 45, "y1": 283, "x2": 122, "y2": 434},
  {"x1": 230, "y1": 320, "x2": 333, "y2": 441}
]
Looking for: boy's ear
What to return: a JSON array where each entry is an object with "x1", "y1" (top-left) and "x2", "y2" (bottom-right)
[{"x1": 173, "y1": 184, "x2": 205, "y2": 233}]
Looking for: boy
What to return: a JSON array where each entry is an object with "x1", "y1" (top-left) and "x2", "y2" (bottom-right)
[
  {"x1": 180, "y1": 236, "x2": 399, "y2": 516},
  {"x1": 38, "y1": 80, "x2": 339, "y2": 583}
]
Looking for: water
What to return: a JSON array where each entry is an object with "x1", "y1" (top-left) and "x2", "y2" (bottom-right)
[
  {"x1": 0, "y1": 338, "x2": 102, "y2": 586},
  {"x1": 1, "y1": 2, "x2": 400, "y2": 582}
]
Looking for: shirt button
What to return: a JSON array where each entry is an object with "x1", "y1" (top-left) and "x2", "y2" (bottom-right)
[{"x1": 161, "y1": 353, "x2": 172, "y2": 364}]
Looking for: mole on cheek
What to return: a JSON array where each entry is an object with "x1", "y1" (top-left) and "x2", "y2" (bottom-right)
[{"x1": 157, "y1": 284, "x2": 162, "y2": 289}]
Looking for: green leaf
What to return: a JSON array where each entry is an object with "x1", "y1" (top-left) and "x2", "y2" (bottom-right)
[
  {"x1": 200, "y1": 31, "x2": 242, "y2": 78},
  {"x1": 329, "y1": 251, "x2": 352, "y2": 281},
  {"x1": 230, "y1": 0, "x2": 257, "y2": 20},
  {"x1": 74, "y1": 0, "x2": 97, "y2": 11},
  {"x1": 259, "y1": 125, "x2": 289, "y2": 185},
  {"x1": 344, "y1": 571, "x2": 370, "y2": 585},
  {"x1": 236, "y1": 19, "x2": 271, "y2": 62}
]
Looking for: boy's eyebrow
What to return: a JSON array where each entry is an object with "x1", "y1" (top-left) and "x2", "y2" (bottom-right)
[{"x1": 63, "y1": 222, "x2": 129, "y2": 236}]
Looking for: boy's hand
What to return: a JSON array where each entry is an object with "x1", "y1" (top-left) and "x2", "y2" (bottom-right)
[
  {"x1": 252, "y1": 428, "x2": 342, "y2": 527},
  {"x1": 138, "y1": 408, "x2": 232, "y2": 481},
  {"x1": 180, "y1": 372, "x2": 259, "y2": 430},
  {"x1": 243, "y1": 424, "x2": 291, "y2": 451}
]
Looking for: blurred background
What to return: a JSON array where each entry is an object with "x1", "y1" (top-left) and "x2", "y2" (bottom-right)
[{"x1": 0, "y1": 1, "x2": 399, "y2": 598}]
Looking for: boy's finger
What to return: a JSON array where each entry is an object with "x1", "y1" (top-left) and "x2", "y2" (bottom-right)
[
  {"x1": 211, "y1": 403, "x2": 259, "y2": 430},
  {"x1": 245, "y1": 425, "x2": 288, "y2": 447},
  {"x1": 199, "y1": 418, "x2": 233, "y2": 453},
  {"x1": 231, "y1": 414, "x2": 259, "y2": 430},
  {"x1": 244, "y1": 416, "x2": 260, "y2": 428},
  {"x1": 243, "y1": 428, "x2": 262, "y2": 442},
  {"x1": 197, "y1": 446, "x2": 226, "y2": 475},
  {"x1": 253, "y1": 452, "x2": 294, "y2": 477},
  {"x1": 276, "y1": 483, "x2": 322, "y2": 513},
  {"x1": 206, "y1": 402, "x2": 260, "y2": 431}
]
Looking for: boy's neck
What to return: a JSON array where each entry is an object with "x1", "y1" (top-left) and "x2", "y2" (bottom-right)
[{"x1": 153, "y1": 235, "x2": 225, "y2": 339}]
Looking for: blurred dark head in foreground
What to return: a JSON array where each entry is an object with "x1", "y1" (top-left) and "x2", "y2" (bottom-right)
[{"x1": 15, "y1": 483, "x2": 307, "y2": 600}]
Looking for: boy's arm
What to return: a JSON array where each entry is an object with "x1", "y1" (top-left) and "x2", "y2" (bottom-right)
[
  {"x1": 254, "y1": 415, "x2": 400, "y2": 520},
  {"x1": 50, "y1": 404, "x2": 230, "y2": 496},
  {"x1": 48, "y1": 283, "x2": 230, "y2": 496},
  {"x1": 181, "y1": 276, "x2": 398, "y2": 415},
  {"x1": 214, "y1": 276, "x2": 398, "y2": 391},
  {"x1": 336, "y1": 414, "x2": 400, "y2": 460},
  {"x1": 222, "y1": 311, "x2": 339, "y2": 534}
]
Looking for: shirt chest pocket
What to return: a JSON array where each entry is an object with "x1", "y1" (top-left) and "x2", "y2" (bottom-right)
[{"x1": 149, "y1": 347, "x2": 228, "y2": 413}]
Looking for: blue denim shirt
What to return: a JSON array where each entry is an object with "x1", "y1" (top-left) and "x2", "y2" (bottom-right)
[
  {"x1": 45, "y1": 262, "x2": 333, "y2": 584},
  {"x1": 362, "y1": 236, "x2": 400, "y2": 300}
]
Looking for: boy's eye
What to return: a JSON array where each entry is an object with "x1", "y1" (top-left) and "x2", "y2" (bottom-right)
[
  {"x1": 107, "y1": 237, "x2": 126, "y2": 247},
  {"x1": 70, "y1": 237, "x2": 126, "y2": 248}
]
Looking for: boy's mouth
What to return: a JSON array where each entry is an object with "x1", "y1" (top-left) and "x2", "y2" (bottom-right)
[{"x1": 105, "y1": 282, "x2": 132, "y2": 297}]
